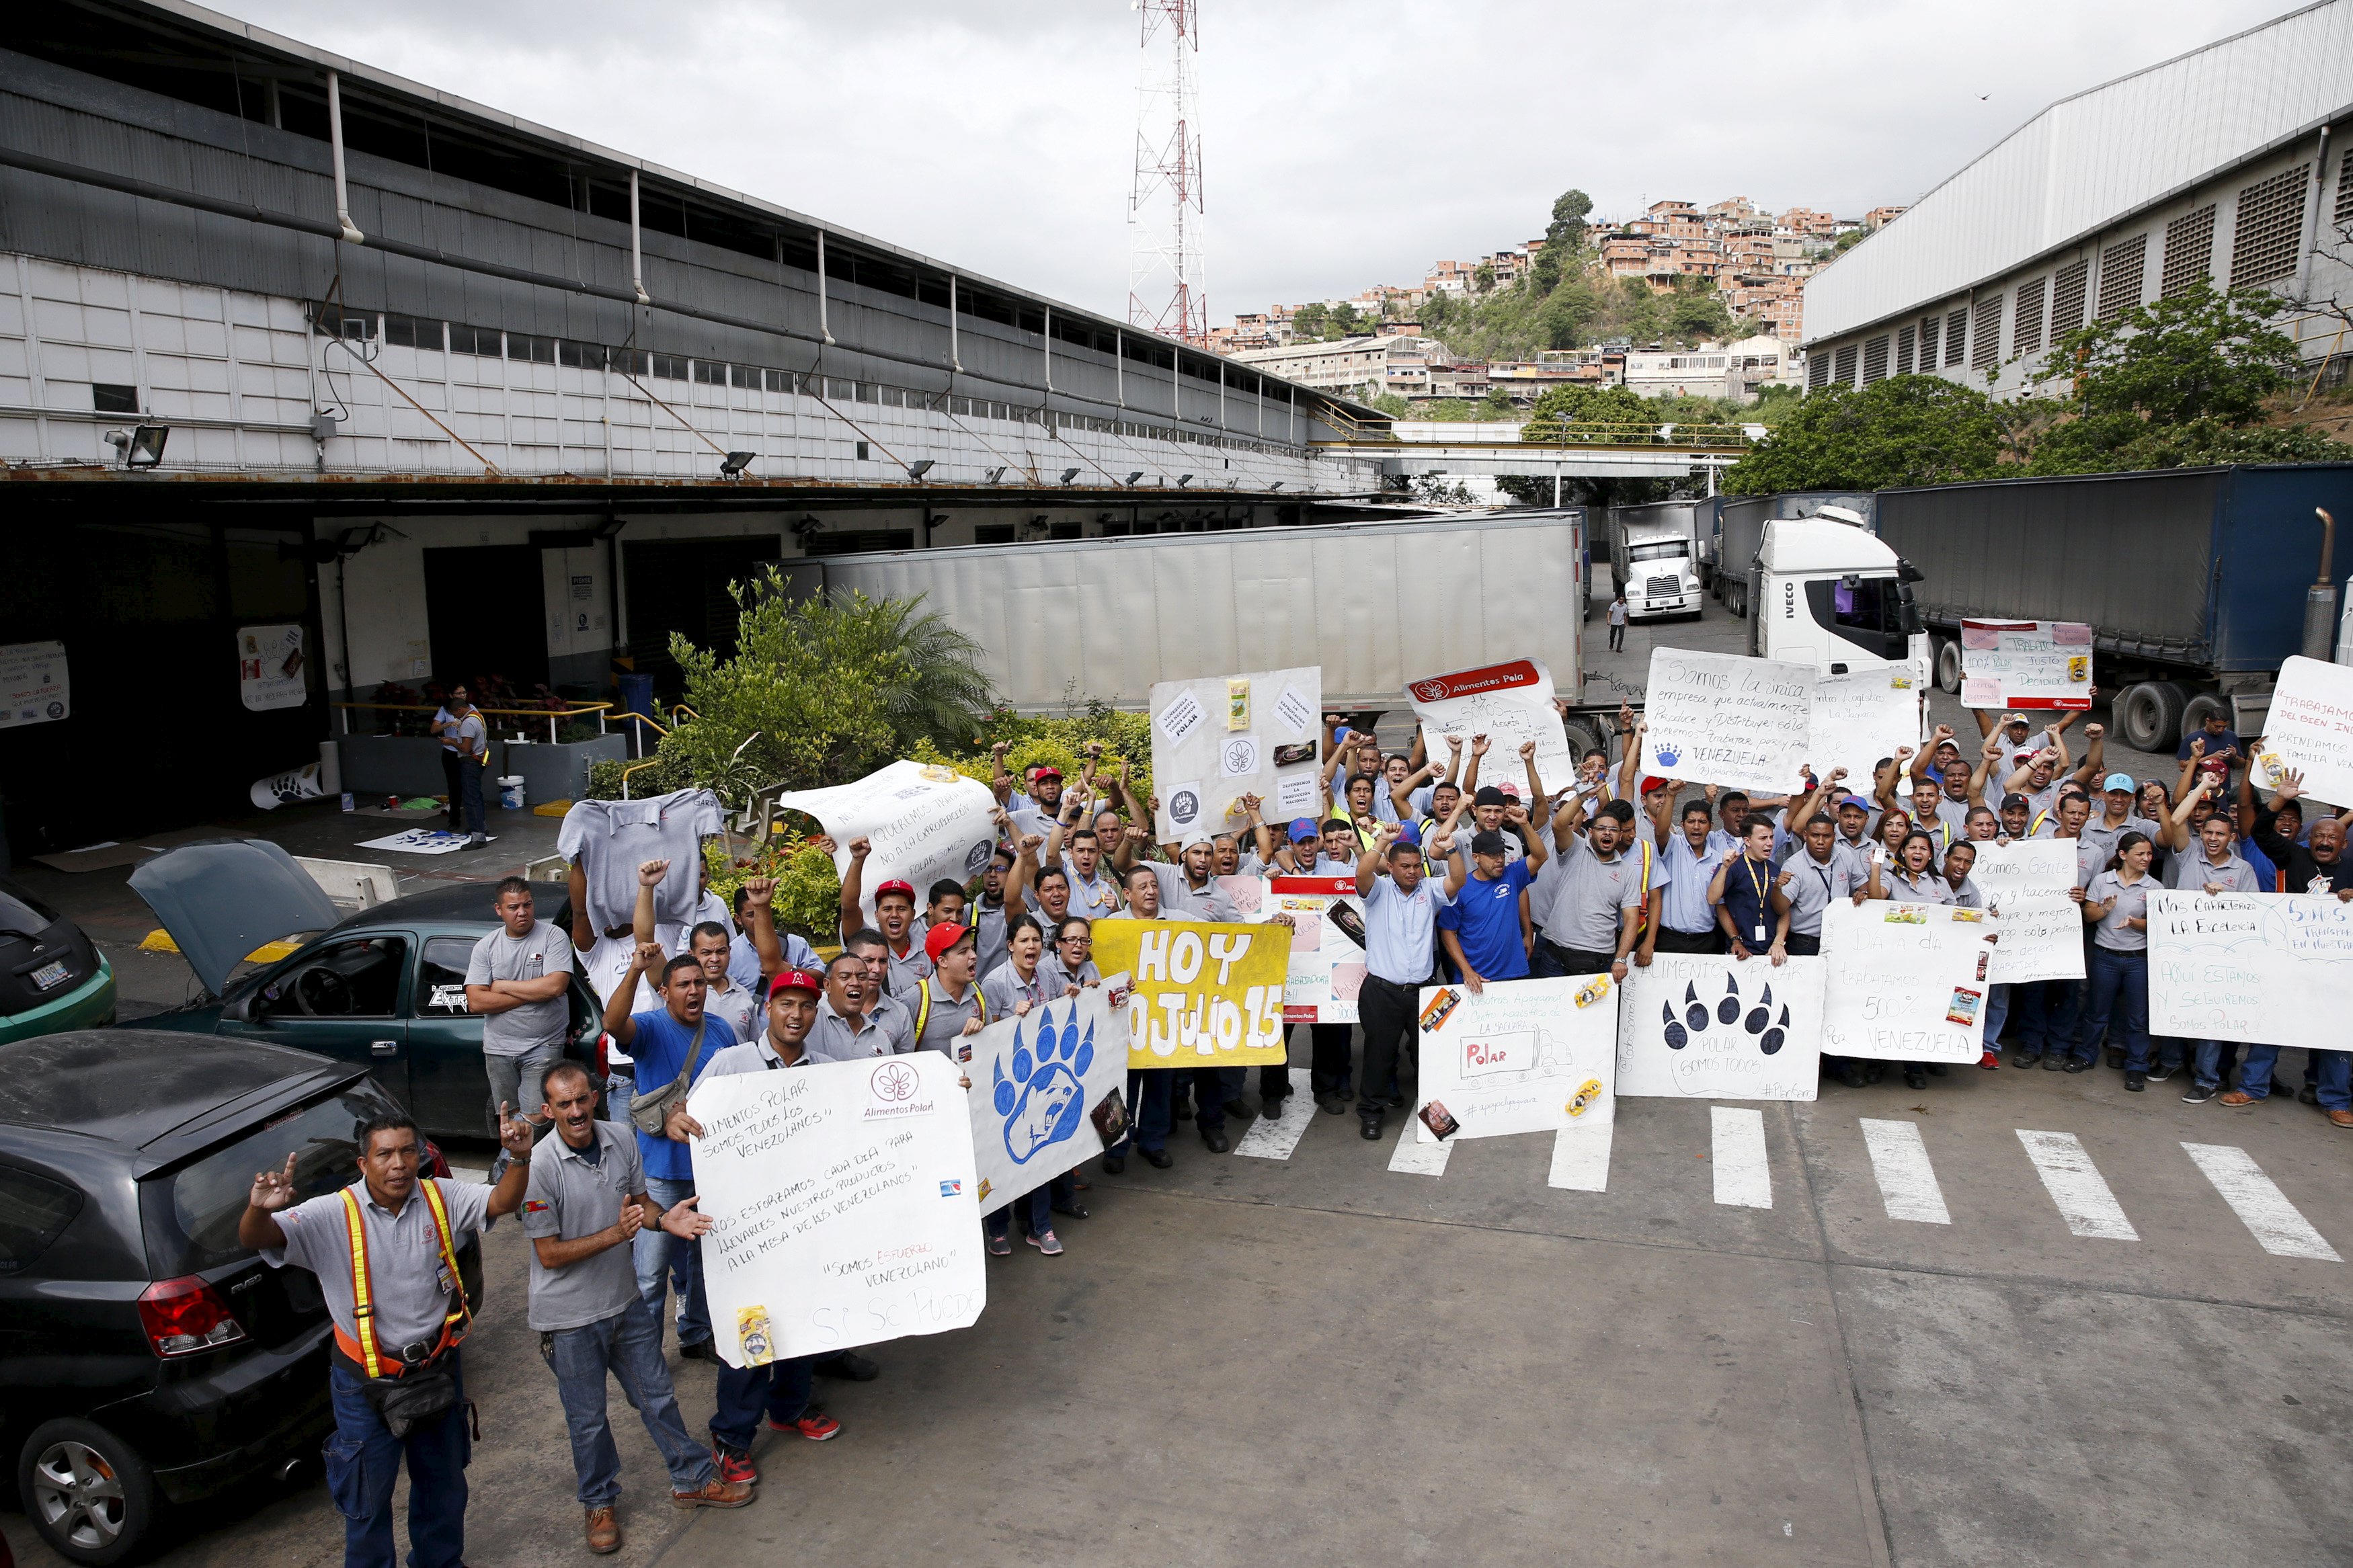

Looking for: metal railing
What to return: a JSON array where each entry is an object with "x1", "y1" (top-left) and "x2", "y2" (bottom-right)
[{"x1": 331, "y1": 700, "x2": 612, "y2": 746}]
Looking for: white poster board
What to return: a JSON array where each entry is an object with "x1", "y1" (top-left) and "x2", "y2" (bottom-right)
[
  {"x1": 1641, "y1": 648, "x2": 1814, "y2": 794},
  {"x1": 0, "y1": 640, "x2": 69, "y2": 729},
  {"x1": 1616, "y1": 953, "x2": 1825, "y2": 1100},
  {"x1": 1819, "y1": 899, "x2": 1993, "y2": 1063},
  {"x1": 1412, "y1": 975, "x2": 1618, "y2": 1142},
  {"x1": 776, "y1": 760, "x2": 1001, "y2": 925},
  {"x1": 689, "y1": 1056, "x2": 985, "y2": 1368},
  {"x1": 237, "y1": 624, "x2": 308, "y2": 712},
  {"x1": 2253, "y1": 655, "x2": 2353, "y2": 807},
  {"x1": 1407, "y1": 659, "x2": 1574, "y2": 791},
  {"x1": 1958, "y1": 619, "x2": 2093, "y2": 710},
  {"x1": 1270, "y1": 874, "x2": 1365, "y2": 1024},
  {"x1": 1806, "y1": 667, "x2": 1922, "y2": 790},
  {"x1": 1968, "y1": 839, "x2": 2087, "y2": 985},
  {"x1": 1148, "y1": 665, "x2": 1322, "y2": 840},
  {"x1": 960, "y1": 983, "x2": 1127, "y2": 1206},
  {"x1": 2149, "y1": 890, "x2": 2353, "y2": 1048}
]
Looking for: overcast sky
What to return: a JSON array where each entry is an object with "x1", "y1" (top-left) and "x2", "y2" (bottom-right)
[{"x1": 210, "y1": 0, "x2": 2292, "y2": 326}]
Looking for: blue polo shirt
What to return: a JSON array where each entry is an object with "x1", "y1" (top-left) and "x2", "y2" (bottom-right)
[
  {"x1": 625, "y1": 1008, "x2": 736, "y2": 1182},
  {"x1": 1719, "y1": 852, "x2": 1780, "y2": 948},
  {"x1": 1437, "y1": 859, "x2": 1535, "y2": 981}
]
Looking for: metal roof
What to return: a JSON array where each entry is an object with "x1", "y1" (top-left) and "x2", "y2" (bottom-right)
[{"x1": 1804, "y1": 0, "x2": 2353, "y2": 343}]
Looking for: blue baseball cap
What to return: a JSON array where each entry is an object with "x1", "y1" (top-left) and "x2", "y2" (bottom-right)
[
  {"x1": 2102, "y1": 773, "x2": 2136, "y2": 792},
  {"x1": 1393, "y1": 819, "x2": 1423, "y2": 848},
  {"x1": 1288, "y1": 817, "x2": 1321, "y2": 842},
  {"x1": 1837, "y1": 794, "x2": 1873, "y2": 811}
]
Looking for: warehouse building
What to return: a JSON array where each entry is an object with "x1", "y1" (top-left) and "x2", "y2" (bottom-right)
[{"x1": 1803, "y1": 0, "x2": 2353, "y2": 397}]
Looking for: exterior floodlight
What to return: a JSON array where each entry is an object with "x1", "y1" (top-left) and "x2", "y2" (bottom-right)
[
  {"x1": 1060, "y1": 467, "x2": 1081, "y2": 484},
  {"x1": 106, "y1": 424, "x2": 171, "y2": 468},
  {"x1": 1125, "y1": 471, "x2": 1144, "y2": 486},
  {"x1": 907, "y1": 459, "x2": 934, "y2": 478},
  {"x1": 986, "y1": 466, "x2": 1006, "y2": 483},
  {"x1": 1176, "y1": 474, "x2": 1193, "y2": 487},
  {"x1": 719, "y1": 450, "x2": 756, "y2": 477}
]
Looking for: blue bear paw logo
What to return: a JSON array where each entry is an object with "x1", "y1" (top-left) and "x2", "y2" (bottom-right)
[
  {"x1": 1662, "y1": 974, "x2": 1789, "y2": 1056},
  {"x1": 993, "y1": 1003, "x2": 1095, "y2": 1164},
  {"x1": 1654, "y1": 744, "x2": 1681, "y2": 768}
]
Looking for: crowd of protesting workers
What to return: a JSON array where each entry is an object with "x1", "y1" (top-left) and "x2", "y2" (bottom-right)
[{"x1": 240, "y1": 688, "x2": 2349, "y2": 1568}]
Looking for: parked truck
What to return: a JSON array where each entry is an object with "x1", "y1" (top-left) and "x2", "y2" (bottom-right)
[
  {"x1": 1602, "y1": 500, "x2": 1706, "y2": 620},
  {"x1": 1714, "y1": 491, "x2": 1878, "y2": 616},
  {"x1": 815, "y1": 508, "x2": 1620, "y2": 755},
  {"x1": 1737, "y1": 507, "x2": 1932, "y2": 696},
  {"x1": 1875, "y1": 464, "x2": 2353, "y2": 750}
]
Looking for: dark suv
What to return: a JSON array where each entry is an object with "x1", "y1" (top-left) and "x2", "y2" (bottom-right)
[{"x1": 0, "y1": 1031, "x2": 480, "y2": 1565}]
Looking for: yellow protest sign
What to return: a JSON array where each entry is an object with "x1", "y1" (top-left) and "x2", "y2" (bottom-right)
[{"x1": 1090, "y1": 919, "x2": 1290, "y2": 1069}]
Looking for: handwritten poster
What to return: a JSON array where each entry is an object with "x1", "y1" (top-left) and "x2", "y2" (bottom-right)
[
  {"x1": 1406, "y1": 658, "x2": 1574, "y2": 790},
  {"x1": 687, "y1": 1057, "x2": 985, "y2": 1368},
  {"x1": 1089, "y1": 917, "x2": 1289, "y2": 1069},
  {"x1": 2149, "y1": 890, "x2": 2353, "y2": 1048},
  {"x1": 1269, "y1": 874, "x2": 1365, "y2": 1024},
  {"x1": 0, "y1": 639, "x2": 69, "y2": 728},
  {"x1": 1148, "y1": 666, "x2": 1321, "y2": 840},
  {"x1": 238, "y1": 624, "x2": 308, "y2": 712},
  {"x1": 2253, "y1": 656, "x2": 2353, "y2": 807},
  {"x1": 1819, "y1": 899, "x2": 1994, "y2": 1063},
  {"x1": 1412, "y1": 975, "x2": 1619, "y2": 1142},
  {"x1": 959, "y1": 984, "x2": 1127, "y2": 1208},
  {"x1": 1958, "y1": 620, "x2": 2093, "y2": 710},
  {"x1": 1616, "y1": 953, "x2": 1825, "y2": 1100},
  {"x1": 1806, "y1": 667, "x2": 1921, "y2": 791},
  {"x1": 775, "y1": 760, "x2": 1000, "y2": 925},
  {"x1": 1968, "y1": 839, "x2": 2087, "y2": 985},
  {"x1": 1641, "y1": 648, "x2": 1814, "y2": 794}
]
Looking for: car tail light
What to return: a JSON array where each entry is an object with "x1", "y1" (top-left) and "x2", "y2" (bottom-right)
[
  {"x1": 594, "y1": 1033, "x2": 612, "y2": 1077},
  {"x1": 422, "y1": 1138, "x2": 452, "y2": 1179},
  {"x1": 138, "y1": 1276, "x2": 249, "y2": 1358}
]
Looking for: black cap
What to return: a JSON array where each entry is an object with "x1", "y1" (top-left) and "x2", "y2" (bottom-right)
[
  {"x1": 1473, "y1": 785, "x2": 1508, "y2": 807},
  {"x1": 1470, "y1": 828, "x2": 1509, "y2": 857},
  {"x1": 1999, "y1": 792, "x2": 2029, "y2": 811}
]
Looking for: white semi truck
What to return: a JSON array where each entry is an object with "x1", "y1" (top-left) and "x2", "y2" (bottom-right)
[
  {"x1": 1741, "y1": 505, "x2": 1932, "y2": 692},
  {"x1": 1602, "y1": 500, "x2": 1707, "y2": 622}
]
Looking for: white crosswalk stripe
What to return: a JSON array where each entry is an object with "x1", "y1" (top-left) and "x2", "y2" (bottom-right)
[
  {"x1": 1859, "y1": 1118, "x2": 1951, "y2": 1224},
  {"x1": 1388, "y1": 1128, "x2": 1453, "y2": 1176},
  {"x1": 1232, "y1": 1069, "x2": 1315, "y2": 1161},
  {"x1": 1710, "y1": 1107, "x2": 1772, "y2": 1209},
  {"x1": 1548, "y1": 1119, "x2": 1614, "y2": 1191},
  {"x1": 2182, "y1": 1143, "x2": 2342, "y2": 1262},
  {"x1": 2015, "y1": 1130, "x2": 2137, "y2": 1240}
]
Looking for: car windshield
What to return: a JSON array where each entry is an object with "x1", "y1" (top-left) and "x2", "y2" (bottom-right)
[
  {"x1": 153, "y1": 1081, "x2": 406, "y2": 1273},
  {"x1": 0, "y1": 883, "x2": 58, "y2": 940},
  {"x1": 1627, "y1": 540, "x2": 1689, "y2": 562}
]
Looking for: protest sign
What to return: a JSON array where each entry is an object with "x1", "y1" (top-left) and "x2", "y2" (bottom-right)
[
  {"x1": 1412, "y1": 975, "x2": 1618, "y2": 1142},
  {"x1": 1089, "y1": 917, "x2": 1289, "y2": 1069},
  {"x1": 1270, "y1": 874, "x2": 1365, "y2": 1024},
  {"x1": 1616, "y1": 953, "x2": 1825, "y2": 1100},
  {"x1": 0, "y1": 639, "x2": 69, "y2": 729},
  {"x1": 237, "y1": 624, "x2": 308, "y2": 711},
  {"x1": 1819, "y1": 899, "x2": 1993, "y2": 1063},
  {"x1": 959, "y1": 983, "x2": 1128, "y2": 1208},
  {"x1": 776, "y1": 759, "x2": 1000, "y2": 925},
  {"x1": 688, "y1": 1056, "x2": 985, "y2": 1368},
  {"x1": 1406, "y1": 659, "x2": 1574, "y2": 790},
  {"x1": 2149, "y1": 890, "x2": 2353, "y2": 1048},
  {"x1": 2251, "y1": 656, "x2": 2353, "y2": 807},
  {"x1": 1640, "y1": 648, "x2": 1814, "y2": 795},
  {"x1": 1968, "y1": 839, "x2": 2087, "y2": 985},
  {"x1": 1806, "y1": 667, "x2": 1922, "y2": 790},
  {"x1": 1149, "y1": 665, "x2": 1322, "y2": 839},
  {"x1": 1958, "y1": 620, "x2": 2093, "y2": 710}
]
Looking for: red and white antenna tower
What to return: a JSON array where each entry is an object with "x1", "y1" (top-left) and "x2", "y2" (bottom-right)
[{"x1": 1127, "y1": 0, "x2": 1206, "y2": 347}]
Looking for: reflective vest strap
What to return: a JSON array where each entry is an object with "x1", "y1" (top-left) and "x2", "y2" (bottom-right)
[
  {"x1": 916, "y1": 983, "x2": 986, "y2": 1040},
  {"x1": 418, "y1": 1178, "x2": 472, "y2": 1342},
  {"x1": 339, "y1": 1189, "x2": 382, "y2": 1378},
  {"x1": 333, "y1": 1180, "x2": 470, "y2": 1378}
]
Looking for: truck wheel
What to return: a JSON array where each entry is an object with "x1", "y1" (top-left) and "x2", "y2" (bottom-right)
[
  {"x1": 2115, "y1": 682, "x2": 2187, "y2": 753},
  {"x1": 20, "y1": 1419, "x2": 161, "y2": 1567},
  {"x1": 1562, "y1": 717, "x2": 1605, "y2": 762},
  {"x1": 1933, "y1": 637, "x2": 1965, "y2": 694},
  {"x1": 1729, "y1": 581, "x2": 1746, "y2": 618},
  {"x1": 2179, "y1": 692, "x2": 2229, "y2": 744}
]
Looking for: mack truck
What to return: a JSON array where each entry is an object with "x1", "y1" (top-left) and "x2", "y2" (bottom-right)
[{"x1": 1601, "y1": 500, "x2": 1707, "y2": 621}]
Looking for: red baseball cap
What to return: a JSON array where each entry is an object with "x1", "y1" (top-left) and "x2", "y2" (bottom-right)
[
  {"x1": 875, "y1": 878, "x2": 917, "y2": 903},
  {"x1": 1031, "y1": 765, "x2": 1063, "y2": 782},
  {"x1": 1640, "y1": 775, "x2": 1670, "y2": 794},
  {"x1": 766, "y1": 968, "x2": 822, "y2": 1000},
  {"x1": 923, "y1": 922, "x2": 974, "y2": 964}
]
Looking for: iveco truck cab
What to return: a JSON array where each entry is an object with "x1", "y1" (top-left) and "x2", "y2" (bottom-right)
[{"x1": 1745, "y1": 506, "x2": 1930, "y2": 688}]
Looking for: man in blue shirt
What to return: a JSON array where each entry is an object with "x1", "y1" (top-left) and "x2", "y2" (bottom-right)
[
  {"x1": 1355, "y1": 821, "x2": 1443, "y2": 1141},
  {"x1": 598, "y1": 944, "x2": 738, "y2": 1363},
  {"x1": 1437, "y1": 807, "x2": 1548, "y2": 990}
]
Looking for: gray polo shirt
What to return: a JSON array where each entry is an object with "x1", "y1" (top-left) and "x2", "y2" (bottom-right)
[
  {"x1": 910, "y1": 975, "x2": 988, "y2": 1058},
  {"x1": 467, "y1": 921, "x2": 574, "y2": 1057},
  {"x1": 1538, "y1": 831, "x2": 1657, "y2": 953},
  {"x1": 1886, "y1": 868, "x2": 1956, "y2": 905},
  {"x1": 521, "y1": 1122, "x2": 644, "y2": 1332},
  {"x1": 809, "y1": 995, "x2": 896, "y2": 1063},
  {"x1": 971, "y1": 892, "x2": 1012, "y2": 980},
  {"x1": 980, "y1": 960, "x2": 1051, "y2": 1018},
  {"x1": 1038, "y1": 952, "x2": 1099, "y2": 995},
  {"x1": 2167, "y1": 848, "x2": 2260, "y2": 893},
  {"x1": 1779, "y1": 849, "x2": 1861, "y2": 938},
  {"x1": 1062, "y1": 857, "x2": 1122, "y2": 921},
  {"x1": 866, "y1": 990, "x2": 916, "y2": 1055},
  {"x1": 881, "y1": 921, "x2": 933, "y2": 1002},
  {"x1": 2081, "y1": 812, "x2": 2160, "y2": 866},
  {"x1": 1146, "y1": 862, "x2": 1241, "y2": 921},
  {"x1": 2085, "y1": 869, "x2": 2153, "y2": 951},
  {"x1": 263, "y1": 1177, "x2": 491, "y2": 1354}
]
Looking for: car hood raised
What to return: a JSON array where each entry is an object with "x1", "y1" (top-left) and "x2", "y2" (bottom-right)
[{"x1": 129, "y1": 840, "x2": 343, "y2": 995}]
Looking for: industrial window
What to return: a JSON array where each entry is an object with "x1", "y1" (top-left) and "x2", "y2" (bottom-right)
[
  {"x1": 690, "y1": 360, "x2": 724, "y2": 384},
  {"x1": 764, "y1": 368, "x2": 797, "y2": 394},
  {"x1": 948, "y1": 395, "x2": 973, "y2": 416},
  {"x1": 2011, "y1": 278, "x2": 2046, "y2": 358},
  {"x1": 2229, "y1": 164, "x2": 2311, "y2": 288},
  {"x1": 854, "y1": 383, "x2": 880, "y2": 404},
  {"x1": 2159, "y1": 206, "x2": 2217, "y2": 298},
  {"x1": 511, "y1": 333, "x2": 555, "y2": 365},
  {"x1": 1860, "y1": 335, "x2": 1889, "y2": 384},
  {"x1": 822, "y1": 377, "x2": 854, "y2": 400},
  {"x1": 802, "y1": 529, "x2": 914, "y2": 556},
  {"x1": 557, "y1": 339, "x2": 604, "y2": 369},
  {"x1": 92, "y1": 382, "x2": 138, "y2": 413},
  {"x1": 1832, "y1": 342, "x2": 1857, "y2": 384},
  {"x1": 2096, "y1": 234, "x2": 2147, "y2": 320},
  {"x1": 2049, "y1": 259, "x2": 2087, "y2": 339},
  {"x1": 1895, "y1": 325, "x2": 1915, "y2": 375},
  {"x1": 310, "y1": 305, "x2": 373, "y2": 341},
  {"x1": 1943, "y1": 309, "x2": 1966, "y2": 366},
  {"x1": 449, "y1": 325, "x2": 502, "y2": 356},
  {"x1": 383, "y1": 313, "x2": 444, "y2": 351},
  {"x1": 854, "y1": 441, "x2": 869, "y2": 460},
  {"x1": 613, "y1": 349, "x2": 651, "y2": 377},
  {"x1": 731, "y1": 364, "x2": 765, "y2": 389},
  {"x1": 2338, "y1": 147, "x2": 2353, "y2": 226},
  {"x1": 1970, "y1": 295, "x2": 2003, "y2": 372},
  {"x1": 649, "y1": 354, "x2": 686, "y2": 380},
  {"x1": 1047, "y1": 522, "x2": 1082, "y2": 540},
  {"x1": 973, "y1": 524, "x2": 1016, "y2": 544},
  {"x1": 1917, "y1": 316, "x2": 1940, "y2": 368}
]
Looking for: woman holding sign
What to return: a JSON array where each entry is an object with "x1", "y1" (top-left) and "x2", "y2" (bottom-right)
[{"x1": 2075, "y1": 832, "x2": 2156, "y2": 1092}]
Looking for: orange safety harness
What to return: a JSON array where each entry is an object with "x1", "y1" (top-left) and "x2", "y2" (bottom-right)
[{"x1": 335, "y1": 1178, "x2": 471, "y2": 1378}]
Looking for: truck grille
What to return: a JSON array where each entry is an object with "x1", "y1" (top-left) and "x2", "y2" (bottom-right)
[{"x1": 1644, "y1": 575, "x2": 1681, "y2": 598}]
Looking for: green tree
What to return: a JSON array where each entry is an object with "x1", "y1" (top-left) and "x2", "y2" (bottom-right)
[
  {"x1": 1544, "y1": 189, "x2": 1593, "y2": 255},
  {"x1": 1369, "y1": 390, "x2": 1410, "y2": 418},
  {"x1": 1665, "y1": 276, "x2": 1735, "y2": 341},
  {"x1": 1329, "y1": 302, "x2": 1368, "y2": 337},
  {"x1": 1540, "y1": 280, "x2": 1600, "y2": 349},
  {"x1": 1831, "y1": 228, "x2": 1866, "y2": 255},
  {"x1": 1291, "y1": 302, "x2": 1330, "y2": 341},
  {"x1": 1722, "y1": 376, "x2": 2003, "y2": 493},
  {"x1": 1473, "y1": 262, "x2": 1497, "y2": 294},
  {"x1": 1522, "y1": 382, "x2": 1656, "y2": 439}
]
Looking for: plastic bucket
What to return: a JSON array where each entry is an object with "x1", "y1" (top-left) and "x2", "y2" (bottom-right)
[{"x1": 497, "y1": 776, "x2": 526, "y2": 811}]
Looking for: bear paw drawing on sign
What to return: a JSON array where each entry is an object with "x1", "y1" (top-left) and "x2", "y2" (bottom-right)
[
  {"x1": 994, "y1": 1003, "x2": 1095, "y2": 1165},
  {"x1": 1662, "y1": 973, "x2": 1790, "y2": 1055}
]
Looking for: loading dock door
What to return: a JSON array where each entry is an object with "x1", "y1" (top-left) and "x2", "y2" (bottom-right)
[{"x1": 423, "y1": 545, "x2": 549, "y2": 696}]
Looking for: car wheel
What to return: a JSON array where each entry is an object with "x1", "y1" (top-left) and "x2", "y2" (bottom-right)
[{"x1": 20, "y1": 1419, "x2": 159, "y2": 1567}]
